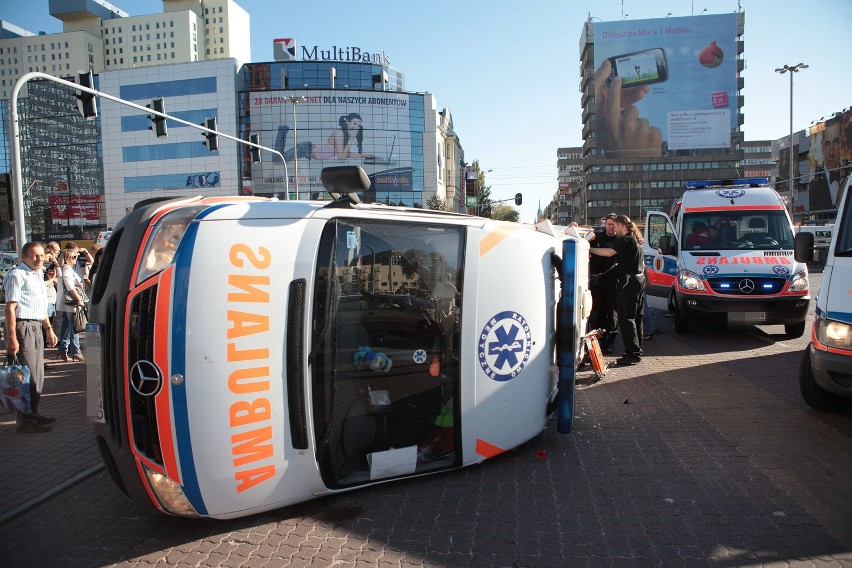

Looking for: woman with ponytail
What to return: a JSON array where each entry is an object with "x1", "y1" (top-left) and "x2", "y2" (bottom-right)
[{"x1": 589, "y1": 214, "x2": 645, "y2": 366}]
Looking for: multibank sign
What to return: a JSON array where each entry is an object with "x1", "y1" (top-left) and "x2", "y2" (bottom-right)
[{"x1": 273, "y1": 38, "x2": 390, "y2": 65}]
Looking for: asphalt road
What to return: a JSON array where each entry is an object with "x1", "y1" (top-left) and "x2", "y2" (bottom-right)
[{"x1": 4, "y1": 270, "x2": 852, "y2": 567}]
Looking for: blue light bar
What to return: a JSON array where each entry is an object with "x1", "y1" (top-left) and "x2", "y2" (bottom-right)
[{"x1": 685, "y1": 178, "x2": 769, "y2": 189}]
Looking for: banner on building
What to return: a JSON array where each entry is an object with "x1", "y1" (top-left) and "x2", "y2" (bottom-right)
[
  {"x1": 49, "y1": 195, "x2": 101, "y2": 224},
  {"x1": 594, "y1": 13, "x2": 738, "y2": 154},
  {"x1": 244, "y1": 89, "x2": 422, "y2": 204},
  {"x1": 805, "y1": 109, "x2": 852, "y2": 212}
]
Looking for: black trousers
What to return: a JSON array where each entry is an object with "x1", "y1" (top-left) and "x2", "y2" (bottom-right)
[
  {"x1": 590, "y1": 275, "x2": 618, "y2": 347},
  {"x1": 616, "y1": 275, "x2": 645, "y2": 359}
]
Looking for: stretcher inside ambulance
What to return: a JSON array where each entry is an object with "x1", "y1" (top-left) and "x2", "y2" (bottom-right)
[
  {"x1": 644, "y1": 178, "x2": 812, "y2": 338},
  {"x1": 86, "y1": 166, "x2": 589, "y2": 519}
]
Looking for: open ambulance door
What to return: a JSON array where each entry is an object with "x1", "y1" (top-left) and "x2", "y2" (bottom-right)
[{"x1": 644, "y1": 211, "x2": 678, "y2": 299}]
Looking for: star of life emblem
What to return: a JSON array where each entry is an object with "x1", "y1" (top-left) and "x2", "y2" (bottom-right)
[{"x1": 478, "y1": 311, "x2": 532, "y2": 381}]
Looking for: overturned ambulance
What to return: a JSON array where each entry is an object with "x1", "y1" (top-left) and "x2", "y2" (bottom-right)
[{"x1": 86, "y1": 167, "x2": 590, "y2": 519}]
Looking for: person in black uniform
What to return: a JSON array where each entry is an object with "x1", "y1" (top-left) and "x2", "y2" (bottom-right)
[
  {"x1": 588, "y1": 213, "x2": 620, "y2": 353},
  {"x1": 588, "y1": 214, "x2": 645, "y2": 366}
]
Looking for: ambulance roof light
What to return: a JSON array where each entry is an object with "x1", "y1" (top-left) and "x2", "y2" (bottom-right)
[{"x1": 685, "y1": 178, "x2": 769, "y2": 189}]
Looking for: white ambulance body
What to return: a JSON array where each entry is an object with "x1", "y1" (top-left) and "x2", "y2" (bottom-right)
[
  {"x1": 644, "y1": 179, "x2": 812, "y2": 337},
  {"x1": 86, "y1": 168, "x2": 590, "y2": 519},
  {"x1": 800, "y1": 177, "x2": 852, "y2": 411}
]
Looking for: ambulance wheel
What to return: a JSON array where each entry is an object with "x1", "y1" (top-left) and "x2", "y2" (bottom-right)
[
  {"x1": 799, "y1": 349, "x2": 852, "y2": 412},
  {"x1": 785, "y1": 321, "x2": 806, "y2": 339},
  {"x1": 673, "y1": 305, "x2": 690, "y2": 333}
]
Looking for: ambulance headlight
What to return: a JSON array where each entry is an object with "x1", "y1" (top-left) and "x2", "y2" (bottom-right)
[
  {"x1": 786, "y1": 271, "x2": 809, "y2": 293},
  {"x1": 136, "y1": 205, "x2": 206, "y2": 285},
  {"x1": 678, "y1": 269, "x2": 705, "y2": 291},
  {"x1": 815, "y1": 316, "x2": 852, "y2": 351},
  {"x1": 142, "y1": 464, "x2": 198, "y2": 517}
]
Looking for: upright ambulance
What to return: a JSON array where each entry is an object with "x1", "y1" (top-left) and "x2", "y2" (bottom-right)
[
  {"x1": 644, "y1": 178, "x2": 812, "y2": 337},
  {"x1": 86, "y1": 167, "x2": 590, "y2": 519},
  {"x1": 800, "y1": 177, "x2": 852, "y2": 411}
]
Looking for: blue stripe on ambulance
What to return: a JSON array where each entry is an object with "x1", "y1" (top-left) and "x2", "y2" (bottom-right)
[
  {"x1": 167, "y1": 217, "x2": 208, "y2": 516},
  {"x1": 826, "y1": 311, "x2": 852, "y2": 326}
]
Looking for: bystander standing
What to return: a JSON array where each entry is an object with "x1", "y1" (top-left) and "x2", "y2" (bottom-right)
[{"x1": 4, "y1": 242, "x2": 59, "y2": 433}]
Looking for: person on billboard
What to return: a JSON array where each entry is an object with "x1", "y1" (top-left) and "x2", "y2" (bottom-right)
[
  {"x1": 594, "y1": 60, "x2": 662, "y2": 158},
  {"x1": 274, "y1": 113, "x2": 375, "y2": 161},
  {"x1": 809, "y1": 115, "x2": 848, "y2": 210}
]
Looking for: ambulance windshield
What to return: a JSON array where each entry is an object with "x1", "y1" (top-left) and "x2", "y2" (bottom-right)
[
  {"x1": 311, "y1": 219, "x2": 464, "y2": 488},
  {"x1": 681, "y1": 212, "x2": 795, "y2": 251}
]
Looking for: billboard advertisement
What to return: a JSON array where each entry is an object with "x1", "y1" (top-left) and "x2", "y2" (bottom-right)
[
  {"x1": 49, "y1": 195, "x2": 101, "y2": 224},
  {"x1": 594, "y1": 13, "x2": 738, "y2": 156},
  {"x1": 806, "y1": 110, "x2": 852, "y2": 212},
  {"x1": 243, "y1": 89, "x2": 423, "y2": 202}
]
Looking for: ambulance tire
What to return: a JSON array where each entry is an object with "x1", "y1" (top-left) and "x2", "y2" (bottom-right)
[
  {"x1": 799, "y1": 349, "x2": 852, "y2": 412},
  {"x1": 673, "y1": 305, "x2": 690, "y2": 333},
  {"x1": 785, "y1": 321, "x2": 806, "y2": 339}
]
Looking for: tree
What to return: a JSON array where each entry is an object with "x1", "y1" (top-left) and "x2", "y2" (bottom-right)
[
  {"x1": 491, "y1": 203, "x2": 520, "y2": 222},
  {"x1": 426, "y1": 194, "x2": 452, "y2": 212}
]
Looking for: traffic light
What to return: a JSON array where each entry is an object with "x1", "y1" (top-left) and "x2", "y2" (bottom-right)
[
  {"x1": 202, "y1": 117, "x2": 218, "y2": 151},
  {"x1": 514, "y1": 193, "x2": 523, "y2": 206},
  {"x1": 249, "y1": 133, "x2": 261, "y2": 162},
  {"x1": 76, "y1": 71, "x2": 97, "y2": 120},
  {"x1": 147, "y1": 97, "x2": 167, "y2": 138}
]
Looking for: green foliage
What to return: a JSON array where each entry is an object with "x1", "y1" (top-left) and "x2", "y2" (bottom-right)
[
  {"x1": 491, "y1": 203, "x2": 520, "y2": 222},
  {"x1": 426, "y1": 194, "x2": 451, "y2": 212}
]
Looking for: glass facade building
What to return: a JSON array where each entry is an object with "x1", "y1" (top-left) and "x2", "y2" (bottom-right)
[{"x1": 239, "y1": 60, "x2": 440, "y2": 207}]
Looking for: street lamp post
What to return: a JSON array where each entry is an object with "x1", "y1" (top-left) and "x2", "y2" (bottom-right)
[
  {"x1": 65, "y1": 158, "x2": 73, "y2": 227},
  {"x1": 775, "y1": 63, "x2": 808, "y2": 218},
  {"x1": 284, "y1": 96, "x2": 306, "y2": 199}
]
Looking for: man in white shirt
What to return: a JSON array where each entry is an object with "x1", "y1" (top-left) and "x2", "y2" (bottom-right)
[{"x1": 4, "y1": 242, "x2": 59, "y2": 434}]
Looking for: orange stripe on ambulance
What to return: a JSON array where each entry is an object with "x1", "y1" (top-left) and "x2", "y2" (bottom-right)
[{"x1": 226, "y1": 244, "x2": 276, "y2": 493}]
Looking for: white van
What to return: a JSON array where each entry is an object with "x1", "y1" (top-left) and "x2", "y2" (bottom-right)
[
  {"x1": 799, "y1": 177, "x2": 852, "y2": 411},
  {"x1": 644, "y1": 178, "x2": 813, "y2": 338},
  {"x1": 795, "y1": 224, "x2": 835, "y2": 263},
  {"x1": 86, "y1": 166, "x2": 591, "y2": 519}
]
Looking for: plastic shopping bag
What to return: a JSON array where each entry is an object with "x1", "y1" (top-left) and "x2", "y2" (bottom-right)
[{"x1": 0, "y1": 355, "x2": 32, "y2": 413}]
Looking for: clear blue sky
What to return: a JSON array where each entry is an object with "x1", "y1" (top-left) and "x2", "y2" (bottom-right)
[{"x1": 3, "y1": 0, "x2": 850, "y2": 221}]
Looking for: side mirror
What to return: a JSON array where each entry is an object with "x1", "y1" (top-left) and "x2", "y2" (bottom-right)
[{"x1": 794, "y1": 232, "x2": 814, "y2": 263}]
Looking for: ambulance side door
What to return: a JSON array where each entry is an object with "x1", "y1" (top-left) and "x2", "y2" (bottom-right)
[{"x1": 644, "y1": 212, "x2": 678, "y2": 298}]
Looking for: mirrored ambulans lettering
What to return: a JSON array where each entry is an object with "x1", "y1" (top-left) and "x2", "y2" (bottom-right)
[
  {"x1": 696, "y1": 256, "x2": 790, "y2": 265},
  {"x1": 478, "y1": 311, "x2": 532, "y2": 382},
  {"x1": 226, "y1": 244, "x2": 275, "y2": 494}
]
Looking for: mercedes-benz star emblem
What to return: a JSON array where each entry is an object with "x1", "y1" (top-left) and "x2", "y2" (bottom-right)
[
  {"x1": 739, "y1": 279, "x2": 755, "y2": 294},
  {"x1": 130, "y1": 360, "x2": 162, "y2": 397}
]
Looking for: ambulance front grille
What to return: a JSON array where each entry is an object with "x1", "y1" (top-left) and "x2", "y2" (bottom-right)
[
  {"x1": 705, "y1": 276, "x2": 787, "y2": 295},
  {"x1": 128, "y1": 285, "x2": 163, "y2": 465}
]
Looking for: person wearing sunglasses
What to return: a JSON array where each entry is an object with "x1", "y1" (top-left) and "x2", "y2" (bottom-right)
[{"x1": 55, "y1": 244, "x2": 86, "y2": 362}]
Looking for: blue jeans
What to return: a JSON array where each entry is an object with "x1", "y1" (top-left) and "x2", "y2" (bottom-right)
[{"x1": 58, "y1": 310, "x2": 82, "y2": 357}]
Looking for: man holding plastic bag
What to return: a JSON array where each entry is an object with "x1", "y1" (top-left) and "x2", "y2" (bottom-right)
[{"x1": 4, "y1": 242, "x2": 58, "y2": 434}]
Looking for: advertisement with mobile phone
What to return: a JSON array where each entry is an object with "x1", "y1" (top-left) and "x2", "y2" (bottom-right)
[
  {"x1": 595, "y1": 13, "x2": 738, "y2": 152},
  {"x1": 607, "y1": 48, "x2": 668, "y2": 88}
]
